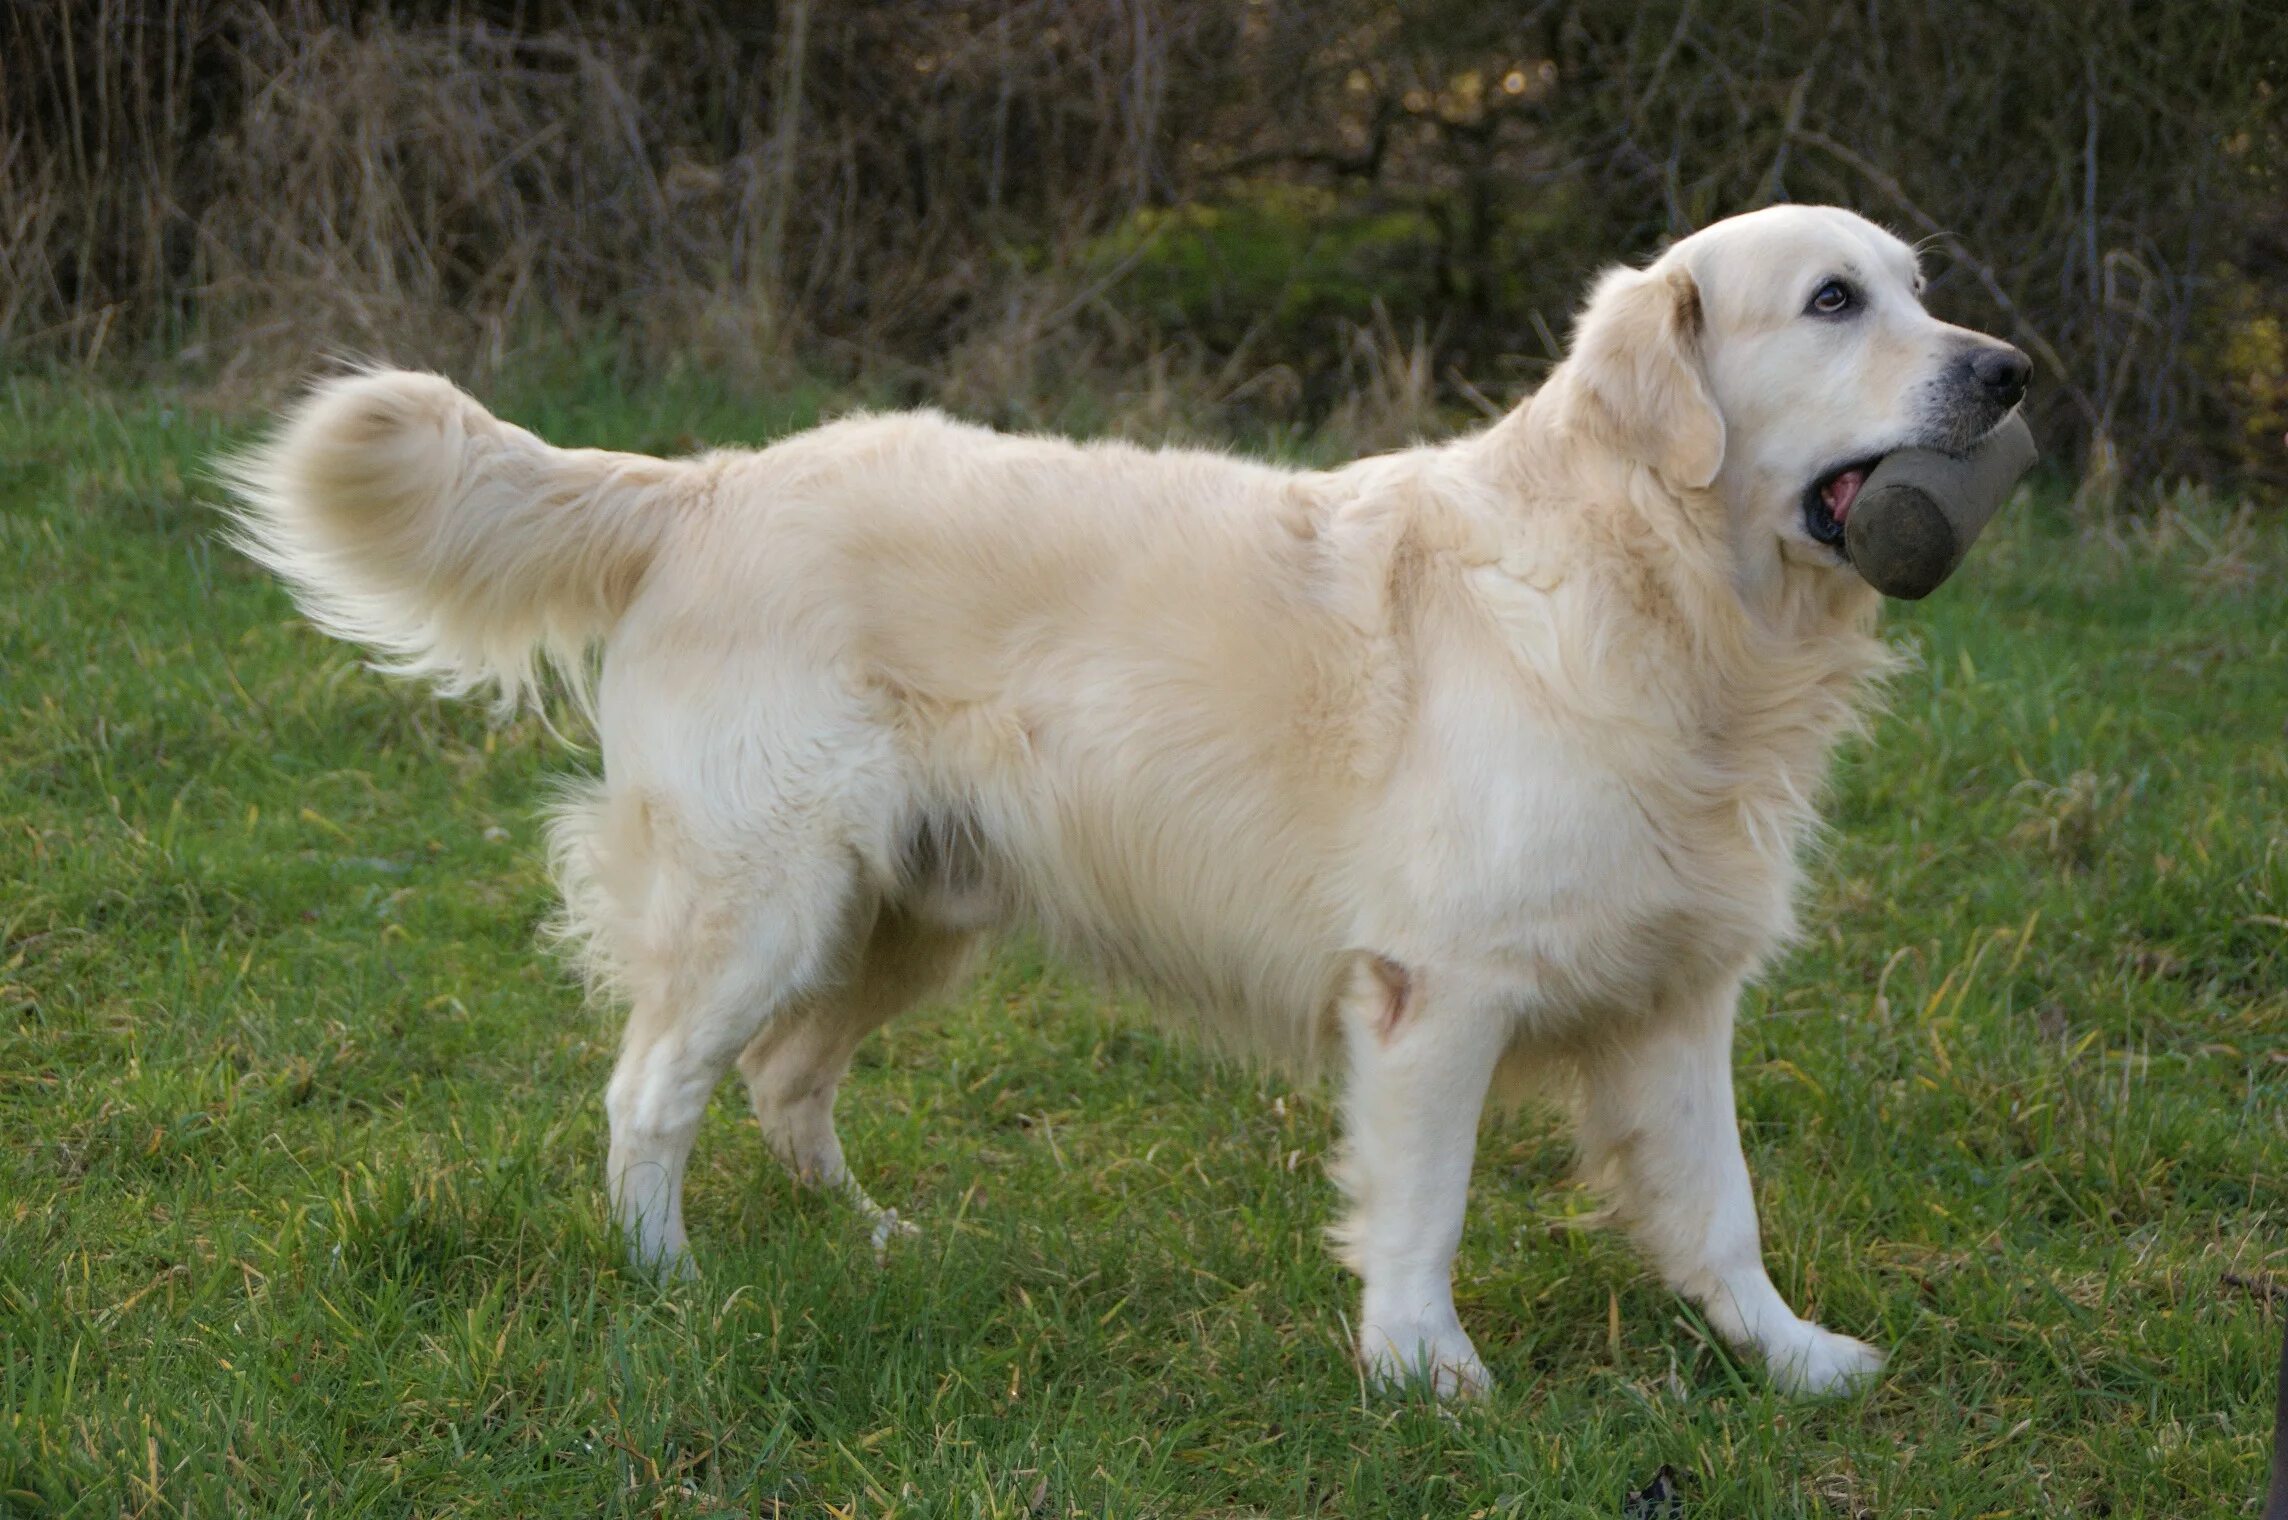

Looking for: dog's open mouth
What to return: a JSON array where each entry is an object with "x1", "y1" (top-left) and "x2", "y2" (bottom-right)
[{"x1": 1802, "y1": 456, "x2": 1883, "y2": 551}]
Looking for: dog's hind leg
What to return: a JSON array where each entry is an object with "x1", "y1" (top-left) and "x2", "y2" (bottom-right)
[
  {"x1": 1575, "y1": 976, "x2": 1885, "y2": 1396},
  {"x1": 596, "y1": 814, "x2": 858, "y2": 1278},
  {"x1": 739, "y1": 906, "x2": 979, "y2": 1256}
]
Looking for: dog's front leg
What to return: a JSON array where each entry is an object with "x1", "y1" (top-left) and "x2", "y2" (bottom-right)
[
  {"x1": 1329, "y1": 957, "x2": 1506, "y2": 1399},
  {"x1": 1578, "y1": 976, "x2": 1885, "y2": 1395}
]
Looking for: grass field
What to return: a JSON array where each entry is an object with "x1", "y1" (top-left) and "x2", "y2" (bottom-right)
[{"x1": 3, "y1": 371, "x2": 2283, "y2": 1517}]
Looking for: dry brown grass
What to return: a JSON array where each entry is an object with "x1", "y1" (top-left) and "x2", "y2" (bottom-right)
[{"x1": 2, "y1": 1, "x2": 1250, "y2": 400}]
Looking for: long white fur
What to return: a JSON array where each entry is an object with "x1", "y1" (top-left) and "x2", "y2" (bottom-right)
[{"x1": 227, "y1": 205, "x2": 2015, "y2": 1400}]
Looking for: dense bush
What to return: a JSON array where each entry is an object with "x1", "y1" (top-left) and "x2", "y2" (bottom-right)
[{"x1": 4, "y1": 0, "x2": 2282, "y2": 488}]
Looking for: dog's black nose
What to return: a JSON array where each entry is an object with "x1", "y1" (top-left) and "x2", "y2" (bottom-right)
[{"x1": 1970, "y1": 344, "x2": 2031, "y2": 406}]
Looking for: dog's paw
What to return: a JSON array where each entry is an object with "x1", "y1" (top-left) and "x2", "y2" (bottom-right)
[
  {"x1": 1766, "y1": 1326, "x2": 1885, "y2": 1397},
  {"x1": 865, "y1": 1206, "x2": 919, "y2": 1264},
  {"x1": 627, "y1": 1243, "x2": 698, "y2": 1284},
  {"x1": 1360, "y1": 1320, "x2": 1494, "y2": 1400}
]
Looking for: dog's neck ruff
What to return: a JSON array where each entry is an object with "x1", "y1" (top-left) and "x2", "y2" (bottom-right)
[{"x1": 1478, "y1": 390, "x2": 1897, "y2": 879}]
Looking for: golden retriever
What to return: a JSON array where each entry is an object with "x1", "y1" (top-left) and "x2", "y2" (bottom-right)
[{"x1": 227, "y1": 204, "x2": 2030, "y2": 1399}]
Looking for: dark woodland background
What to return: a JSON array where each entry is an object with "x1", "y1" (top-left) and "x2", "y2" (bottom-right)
[{"x1": 5, "y1": 0, "x2": 2284, "y2": 492}]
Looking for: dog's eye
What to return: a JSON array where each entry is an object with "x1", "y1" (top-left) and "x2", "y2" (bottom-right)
[{"x1": 1808, "y1": 280, "x2": 1855, "y2": 317}]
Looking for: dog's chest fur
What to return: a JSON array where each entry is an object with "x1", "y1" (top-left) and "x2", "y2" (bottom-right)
[{"x1": 1382, "y1": 491, "x2": 1893, "y2": 1034}]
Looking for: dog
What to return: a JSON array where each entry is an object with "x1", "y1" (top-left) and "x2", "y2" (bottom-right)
[{"x1": 227, "y1": 204, "x2": 2030, "y2": 1399}]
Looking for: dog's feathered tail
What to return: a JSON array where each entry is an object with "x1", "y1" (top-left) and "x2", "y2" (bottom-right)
[{"x1": 222, "y1": 368, "x2": 704, "y2": 712}]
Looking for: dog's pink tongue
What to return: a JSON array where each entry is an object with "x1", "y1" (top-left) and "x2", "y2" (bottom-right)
[{"x1": 1822, "y1": 468, "x2": 1867, "y2": 521}]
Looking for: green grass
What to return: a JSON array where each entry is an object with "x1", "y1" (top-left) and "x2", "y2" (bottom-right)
[{"x1": 2, "y1": 370, "x2": 2282, "y2": 1518}]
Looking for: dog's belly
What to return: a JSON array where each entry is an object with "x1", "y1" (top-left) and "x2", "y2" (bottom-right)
[{"x1": 891, "y1": 783, "x2": 1354, "y2": 1059}]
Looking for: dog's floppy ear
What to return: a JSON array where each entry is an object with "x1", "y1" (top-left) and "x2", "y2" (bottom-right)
[{"x1": 1566, "y1": 264, "x2": 1725, "y2": 490}]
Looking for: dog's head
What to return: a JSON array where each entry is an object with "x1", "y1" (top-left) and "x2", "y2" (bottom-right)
[{"x1": 1563, "y1": 204, "x2": 2028, "y2": 584}]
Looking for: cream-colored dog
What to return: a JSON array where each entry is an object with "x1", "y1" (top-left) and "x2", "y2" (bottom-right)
[{"x1": 229, "y1": 205, "x2": 2030, "y2": 1399}]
